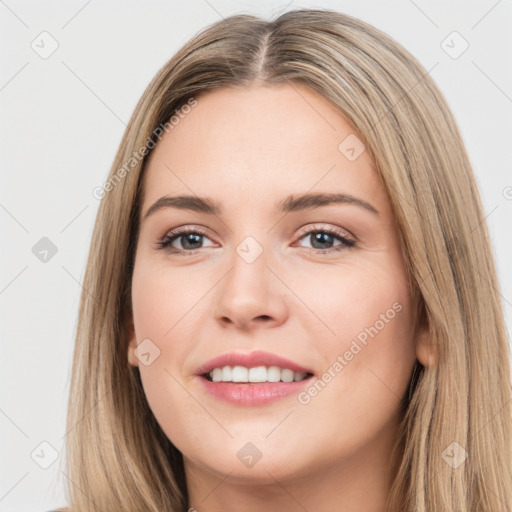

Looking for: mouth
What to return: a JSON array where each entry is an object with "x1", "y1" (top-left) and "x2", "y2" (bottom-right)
[
  {"x1": 195, "y1": 350, "x2": 315, "y2": 406},
  {"x1": 197, "y1": 365, "x2": 315, "y2": 406}
]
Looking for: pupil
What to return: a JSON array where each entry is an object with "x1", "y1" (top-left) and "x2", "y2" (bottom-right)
[
  {"x1": 183, "y1": 234, "x2": 202, "y2": 249},
  {"x1": 311, "y1": 232, "x2": 332, "y2": 249}
]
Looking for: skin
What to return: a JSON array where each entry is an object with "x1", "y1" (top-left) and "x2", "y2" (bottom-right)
[{"x1": 127, "y1": 83, "x2": 432, "y2": 512}]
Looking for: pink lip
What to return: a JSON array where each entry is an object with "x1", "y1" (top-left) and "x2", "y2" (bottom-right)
[
  {"x1": 195, "y1": 350, "x2": 315, "y2": 407},
  {"x1": 195, "y1": 350, "x2": 313, "y2": 376},
  {"x1": 198, "y1": 378, "x2": 314, "y2": 406}
]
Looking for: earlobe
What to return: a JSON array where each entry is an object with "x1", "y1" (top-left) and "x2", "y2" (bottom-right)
[
  {"x1": 415, "y1": 324, "x2": 437, "y2": 366},
  {"x1": 127, "y1": 319, "x2": 139, "y2": 367}
]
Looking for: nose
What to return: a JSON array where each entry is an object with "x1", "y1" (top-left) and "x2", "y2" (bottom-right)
[{"x1": 212, "y1": 243, "x2": 289, "y2": 332}]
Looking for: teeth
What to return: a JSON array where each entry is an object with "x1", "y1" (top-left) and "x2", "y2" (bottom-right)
[
  {"x1": 281, "y1": 368, "x2": 294, "y2": 382},
  {"x1": 221, "y1": 366, "x2": 232, "y2": 381},
  {"x1": 232, "y1": 366, "x2": 248, "y2": 382},
  {"x1": 267, "y1": 366, "x2": 281, "y2": 382},
  {"x1": 208, "y1": 365, "x2": 309, "y2": 383},
  {"x1": 248, "y1": 366, "x2": 267, "y2": 382}
]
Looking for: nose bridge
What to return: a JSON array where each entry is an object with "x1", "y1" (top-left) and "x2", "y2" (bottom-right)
[
  {"x1": 213, "y1": 233, "x2": 288, "y2": 328},
  {"x1": 224, "y1": 235, "x2": 271, "y2": 307}
]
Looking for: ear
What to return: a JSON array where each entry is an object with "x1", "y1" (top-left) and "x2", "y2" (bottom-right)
[
  {"x1": 415, "y1": 323, "x2": 437, "y2": 367},
  {"x1": 127, "y1": 317, "x2": 139, "y2": 367}
]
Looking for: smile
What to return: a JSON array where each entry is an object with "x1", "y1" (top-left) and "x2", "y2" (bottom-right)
[{"x1": 195, "y1": 350, "x2": 315, "y2": 406}]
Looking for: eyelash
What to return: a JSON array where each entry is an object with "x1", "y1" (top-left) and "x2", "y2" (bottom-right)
[{"x1": 155, "y1": 224, "x2": 356, "y2": 256}]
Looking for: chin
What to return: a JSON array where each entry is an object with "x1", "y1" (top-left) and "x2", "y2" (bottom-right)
[
  {"x1": 181, "y1": 432, "x2": 318, "y2": 484},
  {"x1": 190, "y1": 452, "x2": 304, "y2": 484}
]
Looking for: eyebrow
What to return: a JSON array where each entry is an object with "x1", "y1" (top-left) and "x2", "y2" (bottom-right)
[{"x1": 142, "y1": 192, "x2": 379, "y2": 220}]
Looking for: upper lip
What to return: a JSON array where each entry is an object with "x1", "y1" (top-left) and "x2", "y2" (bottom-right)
[{"x1": 195, "y1": 350, "x2": 314, "y2": 376}]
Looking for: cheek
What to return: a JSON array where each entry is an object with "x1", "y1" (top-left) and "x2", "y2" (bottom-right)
[
  {"x1": 130, "y1": 262, "x2": 211, "y2": 450},
  {"x1": 294, "y1": 261, "x2": 416, "y2": 442},
  {"x1": 131, "y1": 259, "x2": 206, "y2": 340},
  {"x1": 289, "y1": 255, "x2": 412, "y2": 350}
]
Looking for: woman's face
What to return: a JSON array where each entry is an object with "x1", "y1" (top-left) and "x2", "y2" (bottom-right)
[{"x1": 128, "y1": 83, "x2": 429, "y2": 486}]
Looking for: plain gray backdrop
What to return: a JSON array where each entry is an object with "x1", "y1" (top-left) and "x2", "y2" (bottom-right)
[{"x1": 1, "y1": 1, "x2": 511, "y2": 510}]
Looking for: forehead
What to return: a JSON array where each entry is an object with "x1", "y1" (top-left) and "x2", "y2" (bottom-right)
[{"x1": 142, "y1": 84, "x2": 387, "y2": 215}]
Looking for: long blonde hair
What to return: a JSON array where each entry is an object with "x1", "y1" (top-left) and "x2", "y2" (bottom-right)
[{"x1": 59, "y1": 9, "x2": 512, "y2": 511}]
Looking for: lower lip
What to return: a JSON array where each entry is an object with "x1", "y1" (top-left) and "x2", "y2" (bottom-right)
[{"x1": 198, "y1": 376, "x2": 314, "y2": 406}]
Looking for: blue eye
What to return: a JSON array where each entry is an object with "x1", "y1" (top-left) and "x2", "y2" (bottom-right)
[
  {"x1": 156, "y1": 227, "x2": 214, "y2": 253},
  {"x1": 296, "y1": 228, "x2": 355, "y2": 252},
  {"x1": 156, "y1": 225, "x2": 355, "y2": 255}
]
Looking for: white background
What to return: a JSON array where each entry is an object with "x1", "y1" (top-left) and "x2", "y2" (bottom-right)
[{"x1": 1, "y1": 1, "x2": 511, "y2": 510}]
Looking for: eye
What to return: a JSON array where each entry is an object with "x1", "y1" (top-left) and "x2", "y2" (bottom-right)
[
  {"x1": 156, "y1": 226, "x2": 216, "y2": 254},
  {"x1": 293, "y1": 224, "x2": 356, "y2": 253}
]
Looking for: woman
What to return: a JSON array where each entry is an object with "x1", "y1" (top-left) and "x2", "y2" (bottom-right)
[{"x1": 57, "y1": 8, "x2": 512, "y2": 512}]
